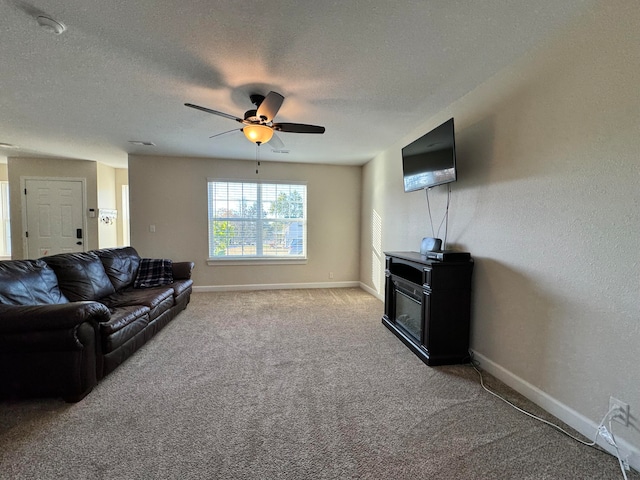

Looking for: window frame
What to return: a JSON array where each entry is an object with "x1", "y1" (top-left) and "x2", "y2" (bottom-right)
[{"x1": 206, "y1": 179, "x2": 308, "y2": 264}]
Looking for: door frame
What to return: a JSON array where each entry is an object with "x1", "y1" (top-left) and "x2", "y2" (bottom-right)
[{"x1": 20, "y1": 176, "x2": 88, "y2": 258}]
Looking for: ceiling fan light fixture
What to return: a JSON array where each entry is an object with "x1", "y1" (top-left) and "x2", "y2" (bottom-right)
[{"x1": 243, "y1": 124, "x2": 273, "y2": 145}]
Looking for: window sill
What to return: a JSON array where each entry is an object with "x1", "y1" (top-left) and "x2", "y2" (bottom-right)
[{"x1": 207, "y1": 257, "x2": 308, "y2": 266}]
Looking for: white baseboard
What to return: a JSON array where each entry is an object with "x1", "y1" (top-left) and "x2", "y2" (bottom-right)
[
  {"x1": 359, "y1": 282, "x2": 384, "y2": 300},
  {"x1": 193, "y1": 281, "x2": 361, "y2": 293},
  {"x1": 471, "y1": 350, "x2": 639, "y2": 473}
]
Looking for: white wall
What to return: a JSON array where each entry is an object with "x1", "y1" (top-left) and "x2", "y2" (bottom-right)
[
  {"x1": 115, "y1": 168, "x2": 129, "y2": 247},
  {"x1": 96, "y1": 162, "x2": 118, "y2": 248},
  {"x1": 128, "y1": 155, "x2": 362, "y2": 289},
  {"x1": 0, "y1": 164, "x2": 9, "y2": 258},
  {"x1": 361, "y1": 0, "x2": 639, "y2": 467}
]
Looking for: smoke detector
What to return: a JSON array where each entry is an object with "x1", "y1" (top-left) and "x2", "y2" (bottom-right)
[{"x1": 36, "y1": 15, "x2": 66, "y2": 35}]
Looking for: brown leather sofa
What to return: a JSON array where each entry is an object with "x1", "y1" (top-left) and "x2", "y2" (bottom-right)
[{"x1": 0, "y1": 247, "x2": 194, "y2": 402}]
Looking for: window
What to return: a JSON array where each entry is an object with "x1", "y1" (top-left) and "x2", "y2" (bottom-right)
[{"x1": 207, "y1": 180, "x2": 306, "y2": 260}]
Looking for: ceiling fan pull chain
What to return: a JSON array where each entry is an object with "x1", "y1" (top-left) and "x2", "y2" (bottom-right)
[{"x1": 256, "y1": 144, "x2": 261, "y2": 174}]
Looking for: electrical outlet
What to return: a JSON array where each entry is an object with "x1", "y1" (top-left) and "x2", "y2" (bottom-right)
[
  {"x1": 609, "y1": 396, "x2": 630, "y2": 426},
  {"x1": 329, "y1": 272, "x2": 334, "y2": 279}
]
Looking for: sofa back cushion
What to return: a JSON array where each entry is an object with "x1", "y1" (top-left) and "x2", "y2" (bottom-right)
[
  {"x1": 43, "y1": 252, "x2": 116, "y2": 301},
  {"x1": 0, "y1": 259, "x2": 69, "y2": 305},
  {"x1": 94, "y1": 247, "x2": 141, "y2": 291}
]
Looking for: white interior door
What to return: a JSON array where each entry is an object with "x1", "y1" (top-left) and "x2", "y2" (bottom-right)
[{"x1": 24, "y1": 179, "x2": 85, "y2": 257}]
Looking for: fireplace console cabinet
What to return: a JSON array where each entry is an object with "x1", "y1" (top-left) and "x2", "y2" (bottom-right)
[{"x1": 382, "y1": 251, "x2": 474, "y2": 366}]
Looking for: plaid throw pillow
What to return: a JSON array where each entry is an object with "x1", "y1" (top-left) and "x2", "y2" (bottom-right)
[{"x1": 134, "y1": 258, "x2": 173, "y2": 288}]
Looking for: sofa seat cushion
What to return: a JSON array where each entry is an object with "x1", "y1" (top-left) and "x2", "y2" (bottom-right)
[
  {"x1": 101, "y1": 305, "x2": 150, "y2": 352},
  {"x1": 101, "y1": 287, "x2": 174, "y2": 321},
  {"x1": 0, "y1": 260, "x2": 69, "y2": 305},
  {"x1": 94, "y1": 247, "x2": 141, "y2": 291},
  {"x1": 43, "y1": 252, "x2": 116, "y2": 301}
]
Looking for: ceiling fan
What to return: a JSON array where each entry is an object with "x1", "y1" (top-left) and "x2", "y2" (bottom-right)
[{"x1": 185, "y1": 91, "x2": 325, "y2": 147}]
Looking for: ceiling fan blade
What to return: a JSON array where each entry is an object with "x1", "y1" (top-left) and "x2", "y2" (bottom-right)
[
  {"x1": 256, "y1": 91, "x2": 284, "y2": 122},
  {"x1": 268, "y1": 133, "x2": 285, "y2": 150},
  {"x1": 185, "y1": 103, "x2": 243, "y2": 123},
  {"x1": 209, "y1": 128, "x2": 241, "y2": 139},
  {"x1": 273, "y1": 123, "x2": 325, "y2": 134}
]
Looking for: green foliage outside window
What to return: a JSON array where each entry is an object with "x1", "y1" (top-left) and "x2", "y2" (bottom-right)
[
  {"x1": 270, "y1": 191, "x2": 303, "y2": 219},
  {"x1": 212, "y1": 220, "x2": 235, "y2": 255}
]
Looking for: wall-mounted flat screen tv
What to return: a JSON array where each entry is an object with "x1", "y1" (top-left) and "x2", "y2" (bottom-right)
[{"x1": 401, "y1": 118, "x2": 456, "y2": 192}]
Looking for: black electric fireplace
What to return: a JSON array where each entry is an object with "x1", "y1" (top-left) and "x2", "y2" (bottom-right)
[
  {"x1": 392, "y1": 278, "x2": 423, "y2": 342},
  {"x1": 382, "y1": 252, "x2": 473, "y2": 366}
]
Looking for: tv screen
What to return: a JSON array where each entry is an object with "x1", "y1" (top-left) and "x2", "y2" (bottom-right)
[{"x1": 401, "y1": 118, "x2": 456, "y2": 192}]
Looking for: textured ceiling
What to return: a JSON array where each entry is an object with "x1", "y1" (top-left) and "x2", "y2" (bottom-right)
[{"x1": 0, "y1": 0, "x2": 595, "y2": 168}]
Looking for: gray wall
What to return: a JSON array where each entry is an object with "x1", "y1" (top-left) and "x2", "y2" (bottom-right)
[
  {"x1": 128, "y1": 155, "x2": 362, "y2": 289},
  {"x1": 7, "y1": 157, "x2": 100, "y2": 258},
  {"x1": 360, "y1": 0, "x2": 639, "y2": 464}
]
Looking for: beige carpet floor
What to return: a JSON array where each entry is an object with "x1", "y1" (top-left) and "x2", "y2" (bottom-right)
[{"x1": 0, "y1": 288, "x2": 636, "y2": 479}]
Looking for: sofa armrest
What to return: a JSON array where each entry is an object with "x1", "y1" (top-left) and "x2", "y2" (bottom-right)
[
  {"x1": 172, "y1": 261, "x2": 195, "y2": 280},
  {"x1": 0, "y1": 301, "x2": 111, "y2": 332},
  {"x1": 0, "y1": 302, "x2": 107, "y2": 401},
  {"x1": 0, "y1": 302, "x2": 109, "y2": 354}
]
